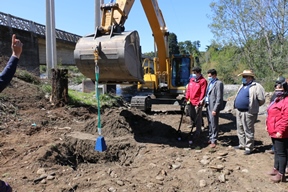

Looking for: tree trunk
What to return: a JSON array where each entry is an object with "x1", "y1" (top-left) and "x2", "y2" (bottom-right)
[{"x1": 51, "y1": 69, "x2": 68, "y2": 107}]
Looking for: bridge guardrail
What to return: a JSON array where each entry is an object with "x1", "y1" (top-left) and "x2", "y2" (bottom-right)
[{"x1": 0, "y1": 11, "x2": 81, "y2": 43}]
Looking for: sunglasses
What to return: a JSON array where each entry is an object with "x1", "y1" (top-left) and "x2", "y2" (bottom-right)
[{"x1": 242, "y1": 76, "x2": 249, "y2": 78}]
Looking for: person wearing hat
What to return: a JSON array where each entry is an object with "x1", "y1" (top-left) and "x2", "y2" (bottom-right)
[
  {"x1": 266, "y1": 79, "x2": 288, "y2": 182},
  {"x1": 185, "y1": 66, "x2": 207, "y2": 142},
  {"x1": 234, "y1": 69, "x2": 265, "y2": 155}
]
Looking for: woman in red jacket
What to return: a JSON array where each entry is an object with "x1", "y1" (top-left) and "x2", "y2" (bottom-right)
[{"x1": 266, "y1": 81, "x2": 288, "y2": 182}]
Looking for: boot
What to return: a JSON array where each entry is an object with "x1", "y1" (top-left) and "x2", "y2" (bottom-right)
[
  {"x1": 271, "y1": 172, "x2": 286, "y2": 183},
  {"x1": 267, "y1": 168, "x2": 278, "y2": 176}
]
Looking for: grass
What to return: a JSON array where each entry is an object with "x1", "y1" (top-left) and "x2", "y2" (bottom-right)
[
  {"x1": 68, "y1": 89, "x2": 120, "y2": 107},
  {"x1": 16, "y1": 68, "x2": 121, "y2": 108},
  {"x1": 15, "y1": 69, "x2": 41, "y2": 85}
]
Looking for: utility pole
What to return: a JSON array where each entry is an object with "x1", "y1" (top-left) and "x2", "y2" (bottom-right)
[
  {"x1": 95, "y1": 0, "x2": 104, "y2": 29},
  {"x1": 46, "y1": 0, "x2": 57, "y2": 79}
]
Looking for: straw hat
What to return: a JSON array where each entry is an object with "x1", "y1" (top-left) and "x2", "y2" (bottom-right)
[{"x1": 237, "y1": 69, "x2": 255, "y2": 77}]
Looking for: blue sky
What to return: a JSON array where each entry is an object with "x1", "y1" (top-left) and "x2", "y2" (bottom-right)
[{"x1": 1, "y1": 0, "x2": 214, "y2": 52}]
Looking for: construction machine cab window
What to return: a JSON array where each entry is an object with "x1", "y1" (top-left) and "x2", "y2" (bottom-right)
[{"x1": 172, "y1": 56, "x2": 191, "y2": 87}]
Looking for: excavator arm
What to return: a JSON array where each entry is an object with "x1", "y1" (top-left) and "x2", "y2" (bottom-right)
[
  {"x1": 141, "y1": 0, "x2": 169, "y2": 72},
  {"x1": 97, "y1": 0, "x2": 135, "y2": 36}
]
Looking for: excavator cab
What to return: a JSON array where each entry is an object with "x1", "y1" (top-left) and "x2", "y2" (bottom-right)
[{"x1": 171, "y1": 55, "x2": 192, "y2": 87}]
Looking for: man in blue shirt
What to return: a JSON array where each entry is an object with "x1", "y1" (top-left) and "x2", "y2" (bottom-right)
[
  {"x1": 0, "y1": 34, "x2": 23, "y2": 93},
  {"x1": 234, "y1": 70, "x2": 265, "y2": 155}
]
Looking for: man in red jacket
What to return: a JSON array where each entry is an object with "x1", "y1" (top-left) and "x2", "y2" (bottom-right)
[{"x1": 185, "y1": 66, "x2": 207, "y2": 141}]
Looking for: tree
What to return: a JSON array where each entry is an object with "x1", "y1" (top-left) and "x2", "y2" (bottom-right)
[
  {"x1": 209, "y1": 0, "x2": 288, "y2": 78},
  {"x1": 143, "y1": 51, "x2": 155, "y2": 58},
  {"x1": 168, "y1": 33, "x2": 179, "y2": 56},
  {"x1": 178, "y1": 40, "x2": 201, "y2": 66}
]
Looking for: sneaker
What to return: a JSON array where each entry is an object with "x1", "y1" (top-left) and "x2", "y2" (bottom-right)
[
  {"x1": 244, "y1": 149, "x2": 251, "y2": 155},
  {"x1": 210, "y1": 143, "x2": 216, "y2": 148},
  {"x1": 267, "y1": 168, "x2": 278, "y2": 176},
  {"x1": 234, "y1": 146, "x2": 245, "y2": 150},
  {"x1": 187, "y1": 125, "x2": 192, "y2": 128}
]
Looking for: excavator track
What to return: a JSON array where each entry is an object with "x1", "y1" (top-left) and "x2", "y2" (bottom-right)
[{"x1": 130, "y1": 96, "x2": 152, "y2": 113}]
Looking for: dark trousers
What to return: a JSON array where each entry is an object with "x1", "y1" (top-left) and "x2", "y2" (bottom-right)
[
  {"x1": 187, "y1": 104, "x2": 203, "y2": 137},
  {"x1": 272, "y1": 138, "x2": 288, "y2": 174}
]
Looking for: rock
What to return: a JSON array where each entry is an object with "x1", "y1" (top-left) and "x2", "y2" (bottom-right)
[
  {"x1": 156, "y1": 175, "x2": 164, "y2": 181},
  {"x1": 110, "y1": 171, "x2": 117, "y2": 178},
  {"x1": 223, "y1": 169, "x2": 231, "y2": 175},
  {"x1": 116, "y1": 180, "x2": 124, "y2": 186},
  {"x1": 40, "y1": 179, "x2": 46, "y2": 184},
  {"x1": 37, "y1": 168, "x2": 46, "y2": 175},
  {"x1": 202, "y1": 155, "x2": 210, "y2": 160},
  {"x1": 108, "y1": 187, "x2": 117, "y2": 192},
  {"x1": 235, "y1": 166, "x2": 241, "y2": 170},
  {"x1": 199, "y1": 180, "x2": 207, "y2": 187},
  {"x1": 209, "y1": 164, "x2": 224, "y2": 171},
  {"x1": 241, "y1": 169, "x2": 249, "y2": 173},
  {"x1": 200, "y1": 159, "x2": 210, "y2": 165},
  {"x1": 195, "y1": 150, "x2": 202, "y2": 153},
  {"x1": 33, "y1": 175, "x2": 47, "y2": 184},
  {"x1": 217, "y1": 152, "x2": 228, "y2": 156},
  {"x1": 172, "y1": 164, "x2": 181, "y2": 170},
  {"x1": 161, "y1": 170, "x2": 167, "y2": 176},
  {"x1": 47, "y1": 175, "x2": 55, "y2": 180},
  {"x1": 218, "y1": 174, "x2": 226, "y2": 182}
]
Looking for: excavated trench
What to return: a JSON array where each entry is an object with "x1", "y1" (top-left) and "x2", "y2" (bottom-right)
[{"x1": 38, "y1": 107, "x2": 180, "y2": 169}]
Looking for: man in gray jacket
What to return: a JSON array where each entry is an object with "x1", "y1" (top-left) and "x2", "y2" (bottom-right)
[
  {"x1": 234, "y1": 69, "x2": 265, "y2": 155},
  {"x1": 202, "y1": 69, "x2": 224, "y2": 148}
]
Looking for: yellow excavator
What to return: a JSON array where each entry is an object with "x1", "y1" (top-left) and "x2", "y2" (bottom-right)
[{"x1": 74, "y1": 0, "x2": 193, "y2": 112}]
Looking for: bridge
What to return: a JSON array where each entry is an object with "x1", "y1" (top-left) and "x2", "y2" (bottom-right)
[{"x1": 0, "y1": 11, "x2": 82, "y2": 75}]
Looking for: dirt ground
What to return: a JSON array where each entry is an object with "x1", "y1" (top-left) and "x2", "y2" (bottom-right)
[{"x1": 1, "y1": 76, "x2": 288, "y2": 192}]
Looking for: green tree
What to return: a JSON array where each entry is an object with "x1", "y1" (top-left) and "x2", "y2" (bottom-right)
[
  {"x1": 209, "y1": 0, "x2": 288, "y2": 78},
  {"x1": 168, "y1": 32, "x2": 179, "y2": 56},
  {"x1": 178, "y1": 40, "x2": 201, "y2": 66},
  {"x1": 143, "y1": 51, "x2": 155, "y2": 58}
]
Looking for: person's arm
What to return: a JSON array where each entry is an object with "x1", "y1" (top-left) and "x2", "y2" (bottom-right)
[
  {"x1": 275, "y1": 98, "x2": 288, "y2": 137},
  {"x1": 185, "y1": 81, "x2": 191, "y2": 101},
  {"x1": 0, "y1": 34, "x2": 22, "y2": 93},
  {"x1": 213, "y1": 81, "x2": 224, "y2": 112},
  {"x1": 199, "y1": 79, "x2": 207, "y2": 104},
  {"x1": 257, "y1": 83, "x2": 266, "y2": 106}
]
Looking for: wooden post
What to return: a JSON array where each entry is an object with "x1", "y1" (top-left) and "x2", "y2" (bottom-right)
[{"x1": 51, "y1": 69, "x2": 68, "y2": 107}]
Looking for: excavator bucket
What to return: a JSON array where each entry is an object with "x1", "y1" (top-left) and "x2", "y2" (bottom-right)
[{"x1": 74, "y1": 30, "x2": 144, "y2": 83}]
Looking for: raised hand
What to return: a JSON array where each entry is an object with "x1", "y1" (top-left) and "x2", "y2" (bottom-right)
[{"x1": 11, "y1": 34, "x2": 23, "y2": 59}]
